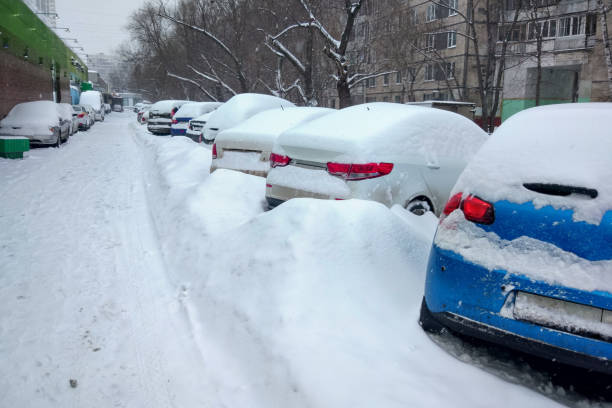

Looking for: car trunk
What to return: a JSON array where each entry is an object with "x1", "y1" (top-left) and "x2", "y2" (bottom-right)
[{"x1": 481, "y1": 188, "x2": 612, "y2": 262}]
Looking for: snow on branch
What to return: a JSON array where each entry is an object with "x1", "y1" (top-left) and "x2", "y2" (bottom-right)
[
  {"x1": 167, "y1": 72, "x2": 218, "y2": 101},
  {"x1": 349, "y1": 71, "x2": 397, "y2": 88}
]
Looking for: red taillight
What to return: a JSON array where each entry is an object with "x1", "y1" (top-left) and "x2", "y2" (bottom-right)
[
  {"x1": 77, "y1": 112, "x2": 85, "y2": 118},
  {"x1": 326, "y1": 162, "x2": 393, "y2": 180},
  {"x1": 212, "y1": 143, "x2": 217, "y2": 159},
  {"x1": 461, "y1": 195, "x2": 495, "y2": 225},
  {"x1": 270, "y1": 153, "x2": 290, "y2": 168},
  {"x1": 172, "y1": 119, "x2": 178, "y2": 124},
  {"x1": 440, "y1": 192, "x2": 494, "y2": 224},
  {"x1": 443, "y1": 193, "x2": 463, "y2": 216}
]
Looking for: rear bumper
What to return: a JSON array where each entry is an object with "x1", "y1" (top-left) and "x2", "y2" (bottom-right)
[
  {"x1": 147, "y1": 124, "x2": 171, "y2": 134},
  {"x1": 170, "y1": 128, "x2": 187, "y2": 136},
  {"x1": 424, "y1": 244, "x2": 612, "y2": 374},
  {"x1": 420, "y1": 298, "x2": 612, "y2": 375}
]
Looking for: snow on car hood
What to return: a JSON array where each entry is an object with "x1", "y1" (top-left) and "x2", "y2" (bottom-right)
[
  {"x1": 204, "y1": 93, "x2": 295, "y2": 135},
  {"x1": 0, "y1": 101, "x2": 59, "y2": 135},
  {"x1": 275, "y1": 103, "x2": 487, "y2": 163},
  {"x1": 216, "y1": 107, "x2": 333, "y2": 152},
  {"x1": 453, "y1": 103, "x2": 612, "y2": 224}
]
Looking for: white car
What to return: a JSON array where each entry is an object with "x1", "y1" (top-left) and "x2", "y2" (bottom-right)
[
  {"x1": 171, "y1": 102, "x2": 222, "y2": 137},
  {"x1": 265, "y1": 103, "x2": 488, "y2": 214},
  {"x1": 186, "y1": 112, "x2": 212, "y2": 142},
  {"x1": 58, "y1": 103, "x2": 78, "y2": 136},
  {"x1": 147, "y1": 100, "x2": 190, "y2": 135},
  {"x1": 212, "y1": 107, "x2": 334, "y2": 177},
  {"x1": 72, "y1": 105, "x2": 91, "y2": 130},
  {"x1": 0, "y1": 101, "x2": 71, "y2": 146},
  {"x1": 82, "y1": 105, "x2": 96, "y2": 127},
  {"x1": 202, "y1": 93, "x2": 295, "y2": 144},
  {"x1": 80, "y1": 90, "x2": 105, "y2": 121}
]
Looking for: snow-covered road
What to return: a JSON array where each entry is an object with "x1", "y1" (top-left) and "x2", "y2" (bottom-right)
[
  {"x1": 0, "y1": 115, "x2": 213, "y2": 407},
  {"x1": 0, "y1": 114, "x2": 605, "y2": 407}
]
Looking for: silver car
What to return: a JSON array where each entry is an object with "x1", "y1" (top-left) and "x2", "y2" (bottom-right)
[
  {"x1": 265, "y1": 103, "x2": 488, "y2": 215},
  {"x1": 0, "y1": 101, "x2": 71, "y2": 147}
]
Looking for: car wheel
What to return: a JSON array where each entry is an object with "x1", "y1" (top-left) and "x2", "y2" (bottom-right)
[
  {"x1": 406, "y1": 197, "x2": 432, "y2": 216},
  {"x1": 419, "y1": 298, "x2": 446, "y2": 334}
]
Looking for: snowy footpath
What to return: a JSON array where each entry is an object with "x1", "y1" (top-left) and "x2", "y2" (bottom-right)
[{"x1": 0, "y1": 113, "x2": 599, "y2": 407}]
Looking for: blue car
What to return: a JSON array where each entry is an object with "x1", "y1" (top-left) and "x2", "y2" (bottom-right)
[
  {"x1": 420, "y1": 103, "x2": 612, "y2": 374},
  {"x1": 170, "y1": 102, "x2": 222, "y2": 137}
]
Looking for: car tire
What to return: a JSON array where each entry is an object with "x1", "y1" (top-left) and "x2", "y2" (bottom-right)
[
  {"x1": 419, "y1": 298, "x2": 447, "y2": 334},
  {"x1": 406, "y1": 197, "x2": 432, "y2": 216}
]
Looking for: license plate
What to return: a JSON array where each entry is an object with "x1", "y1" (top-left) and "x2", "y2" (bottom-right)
[{"x1": 513, "y1": 292, "x2": 612, "y2": 341}]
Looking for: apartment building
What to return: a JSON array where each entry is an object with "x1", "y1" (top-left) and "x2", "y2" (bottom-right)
[{"x1": 499, "y1": 0, "x2": 611, "y2": 120}]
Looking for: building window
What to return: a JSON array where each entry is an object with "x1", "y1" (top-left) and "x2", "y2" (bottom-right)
[
  {"x1": 394, "y1": 95, "x2": 402, "y2": 103},
  {"x1": 365, "y1": 96, "x2": 377, "y2": 103},
  {"x1": 383, "y1": 73, "x2": 389, "y2": 86},
  {"x1": 426, "y1": 4, "x2": 436, "y2": 22},
  {"x1": 396, "y1": 71, "x2": 402, "y2": 84},
  {"x1": 447, "y1": 31, "x2": 457, "y2": 48},
  {"x1": 448, "y1": 0, "x2": 458, "y2": 15},
  {"x1": 367, "y1": 77, "x2": 376, "y2": 88},
  {"x1": 559, "y1": 16, "x2": 581, "y2": 37},
  {"x1": 423, "y1": 93, "x2": 435, "y2": 101},
  {"x1": 383, "y1": 96, "x2": 390, "y2": 102},
  {"x1": 425, "y1": 64, "x2": 434, "y2": 81},
  {"x1": 586, "y1": 14, "x2": 597, "y2": 35},
  {"x1": 329, "y1": 98, "x2": 336, "y2": 108},
  {"x1": 446, "y1": 62, "x2": 456, "y2": 79},
  {"x1": 426, "y1": 33, "x2": 435, "y2": 51}
]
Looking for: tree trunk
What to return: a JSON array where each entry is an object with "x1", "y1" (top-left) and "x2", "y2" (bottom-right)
[
  {"x1": 337, "y1": 78, "x2": 352, "y2": 108},
  {"x1": 599, "y1": 0, "x2": 612, "y2": 101},
  {"x1": 535, "y1": 35, "x2": 542, "y2": 106}
]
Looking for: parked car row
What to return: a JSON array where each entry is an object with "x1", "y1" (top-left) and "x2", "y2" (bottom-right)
[
  {"x1": 0, "y1": 99, "x2": 105, "y2": 147},
  {"x1": 154, "y1": 94, "x2": 611, "y2": 376}
]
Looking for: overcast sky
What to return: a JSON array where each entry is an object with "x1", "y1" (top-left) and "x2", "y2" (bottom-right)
[{"x1": 54, "y1": 0, "x2": 151, "y2": 57}]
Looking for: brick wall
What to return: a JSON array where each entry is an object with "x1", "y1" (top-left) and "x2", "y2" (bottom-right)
[{"x1": 0, "y1": 50, "x2": 70, "y2": 118}]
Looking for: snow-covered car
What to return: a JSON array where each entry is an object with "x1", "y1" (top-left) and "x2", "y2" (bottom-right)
[
  {"x1": 265, "y1": 103, "x2": 487, "y2": 213},
  {"x1": 113, "y1": 104, "x2": 123, "y2": 113},
  {"x1": 170, "y1": 102, "x2": 221, "y2": 136},
  {"x1": 139, "y1": 110, "x2": 150, "y2": 125},
  {"x1": 72, "y1": 105, "x2": 91, "y2": 130},
  {"x1": 58, "y1": 103, "x2": 78, "y2": 136},
  {"x1": 147, "y1": 100, "x2": 189, "y2": 135},
  {"x1": 82, "y1": 104, "x2": 96, "y2": 128},
  {"x1": 0, "y1": 100, "x2": 70, "y2": 146},
  {"x1": 80, "y1": 90, "x2": 105, "y2": 121},
  {"x1": 420, "y1": 103, "x2": 612, "y2": 374},
  {"x1": 136, "y1": 104, "x2": 151, "y2": 123},
  {"x1": 202, "y1": 93, "x2": 295, "y2": 144},
  {"x1": 185, "y1": 112, "x2": 212, "y2": 142},
  {"x1": 212, "y1": 107, "x2": 334, "y2": 177}
]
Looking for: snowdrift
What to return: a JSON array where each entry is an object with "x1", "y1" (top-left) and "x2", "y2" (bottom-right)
[{"x1": 132, "y1": 124, "x2": 563, "y2": 407}]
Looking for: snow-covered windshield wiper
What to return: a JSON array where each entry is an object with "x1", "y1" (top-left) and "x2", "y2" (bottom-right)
[{"x1": 523, "y1": 183, "x2": 598, "y2": 199}]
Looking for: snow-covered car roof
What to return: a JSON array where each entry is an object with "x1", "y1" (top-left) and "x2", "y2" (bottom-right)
[
  {"x1": 57, "y1": 103, "x2": 74, "y2": 120},
  {"x1": 149, "y1": 100, "x2": 190, "y2": 113},
  {"x1": 216, "y1": 107, "x2": 334, "y2": 151},
  {"x1": 191, "y1": 112, "x2": 213, "y2": 122},
  {"x1": 453, "y1": 103, "x2": 612, "y2": 224},
  {"x1": 174, "y1": 102, "x2": 222, "y2": 118},
  {"x1": 276, "y1": 102, "x2": 487, "y2": 162},
  {"x1": 205, "y1": 93, "x2": 295, "y2": 133},
  {"x1": 0, "y1": 100, "x2": 60, "y2": 129}
]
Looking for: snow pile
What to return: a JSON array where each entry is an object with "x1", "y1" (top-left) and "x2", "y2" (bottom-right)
[
  {"x1": 204, "y1": 93, "x2": 295, "y2": 141},
  {"x1": 216, "y1": 107, "x2": 333, "y2": 152},
  {"x1": 276, "y1": 103, "x2": 487, "y2": 163},
  {"x1": 454, "y1": 103, "x2": 612, "y2": 224},
  {"x1": 149, "y1": 100, "x2": 189, "y2": 114},
  {"x1": 132, "y1": 121, "x2": 562, "y2": 407},
  {"x1": 0, "y1": 100, "x2": 59, "y2": 136},
  {"x1": 175, "y1": 102, "x2": 222, "y2": 119}
]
